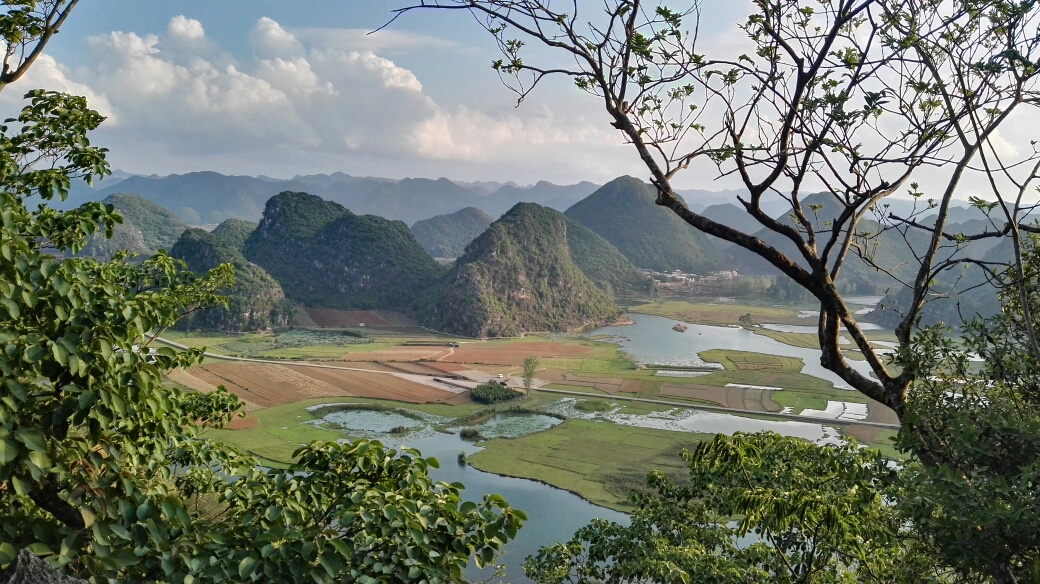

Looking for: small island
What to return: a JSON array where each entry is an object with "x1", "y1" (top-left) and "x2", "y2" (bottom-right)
[{"x1": 672, "y1": 323, "x2": 688, "y2": 332}]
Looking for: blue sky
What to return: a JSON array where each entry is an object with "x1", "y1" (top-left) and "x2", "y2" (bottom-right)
[{"x1": 2, "y1": 1, "x2": 662, "y2": 184}]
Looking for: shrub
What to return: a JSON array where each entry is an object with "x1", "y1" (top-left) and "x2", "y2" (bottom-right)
[
  {"x1": 471, "y1": 382, "x2": 523, "y2": 404},
  {"x1": 459, "y1": 427, "x2": 484, "y2": 440}
]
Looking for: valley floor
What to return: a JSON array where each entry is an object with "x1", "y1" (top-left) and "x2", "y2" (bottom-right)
[{"x1": 167, "y1": 299, "x2": 903, "y2": 510}]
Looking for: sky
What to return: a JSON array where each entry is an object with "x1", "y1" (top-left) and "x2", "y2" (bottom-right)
[
  {"x1": 2, "y1": 1, "x2": 1031, "y2": 200},
  {"x1": 0, "y1": 1, "x2": 745, "y2": 187}
]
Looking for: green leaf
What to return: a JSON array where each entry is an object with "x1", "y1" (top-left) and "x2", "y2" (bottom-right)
[
  {"x1": 0, "y1": 440, "x2": 19, "y2": 464},
  {"x1": 238, "y1": 556, "x2": 259, "y2": 578},
  {"x1": 80, "y1": 507, "x2": 96, "y2": 528},
  {"x1": 16, "y1": 428, "x2": 46, "y2": 452}
]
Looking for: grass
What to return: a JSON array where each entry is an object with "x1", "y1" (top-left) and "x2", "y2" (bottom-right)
[
  {"x1": 467, "y1": 418, "x2": 711, "y2": 510},
  {"x1": 629, "y1": 299, "x2": 809, "y2": 326},
  {"x1": 694, "y1": 349, "x2": 837, "y2": 392}
]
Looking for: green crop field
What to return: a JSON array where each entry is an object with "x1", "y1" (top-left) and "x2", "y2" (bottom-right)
[
  {"x1": 628, "y1": 299, "x2": 809, "y2": 326},
  {"x1": 467, "y1": 418, "x2": 711, "y2": 510}
]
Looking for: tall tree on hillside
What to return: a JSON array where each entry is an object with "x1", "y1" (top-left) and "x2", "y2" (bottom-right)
[{"x1": 392, "y1": 0, "x2": 1040, "y2": 431}]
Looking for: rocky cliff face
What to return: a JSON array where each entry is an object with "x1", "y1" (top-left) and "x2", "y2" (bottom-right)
[
  {"x1": 419, "y1": 203, "x2": 623, "y2": 337},
  {"x1": 171, "y1": 228, "x2": 293, "y2": 331},
  {"x1": 243, "y1": 191, "x2": 445, "y2": 310}
]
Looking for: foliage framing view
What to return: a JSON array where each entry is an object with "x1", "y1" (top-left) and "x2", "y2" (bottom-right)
[
  {"x1": 395, "y1": 0, "x2": 1040, "y2": 582},
  {"x1": 0, "y1": 3, "x2": 523, "y2": 581}
]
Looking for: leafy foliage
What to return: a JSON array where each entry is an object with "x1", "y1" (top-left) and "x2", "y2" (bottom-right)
[
  {"x1": 565, "y1": 176, "x2": 719, "y2": 273},
  {"x1": 892, "y1": 234, "x2": 1040, "y2": 581},
  {"x1": 410, "y1": 206, "x2": 493, "y2": 259},
  {"x1": 471, "y1": 383, "x2": 522, "y2": 404},
  {"x1": 525, "y1": 433, "x2": 942, "y2": 584},
  {"x1": 244, "y1": 191, "x2": 446, "y2": 310},
  {"x1": 0, "y1": 90, "x2": 523, "y2": 581},
  {"x1": 171, "y1": 228, "x2": 293, "y2": 331},
  {"x1": 419, "y1": 203, "x2": 622, "y2": 337}
]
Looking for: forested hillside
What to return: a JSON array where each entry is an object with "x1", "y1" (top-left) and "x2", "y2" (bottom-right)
[
  {"x1": 210, "y1": 218, "x2": 258, "y2": 252},
  {"x1": 566, "y1": 176, "x2": 721, "y2": 273},
  {"x1": 244, "y1": 191, "x2": 445, "y2": 310},
  {"x1": 564, "y1": 216, "x2": 656, "y2": 298},
  {"x1": 419, "y1": 203, "x2": 623, "y2": 337},
  {"x1": 171, "y1": 229, "x2": 293, "y2": 331},
  {"x1": 410, "y1": 207, "x2": 493, "y2": 258},
  {"x1": 79, "y1": 193, "x2": 188, "y2": 260}
]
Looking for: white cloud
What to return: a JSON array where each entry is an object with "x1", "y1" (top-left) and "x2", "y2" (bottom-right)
[
  {"x1": 291, "y1": 27, "x2": 461, "y2": 53},
  {"x1": 168, "y1": 16, "x2": 204, "y2": 41},
  {"x1": 0, "y1": 15, "x2": 643, "y2": 183}
]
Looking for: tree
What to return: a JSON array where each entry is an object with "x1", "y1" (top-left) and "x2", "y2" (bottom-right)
[
  {"x1": 0, "y1": 22, "x2": 523, "y2": 584},
  {"x1": 737, "y1": 313, "x2": 754, "y2": 327},
  {"x1": 0, "y1": 1, "x2": 80, "y2": 92},
  {"x1": 393, "y1": 1, "x2": 1040, "y2": 581},
  {"x1": 522, "y1": 355, "x2": 539, "y2": 390},
  {"x1": 392, "y1": 0, "x2": 1040, "y2": 425},
  {"x1": 525, "y1": 432, "x2": 945, "y2": 584}
]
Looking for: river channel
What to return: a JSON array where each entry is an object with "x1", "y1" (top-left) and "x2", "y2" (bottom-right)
[
  {"x1": 312, "y1": 406, "x2": 629, "y2": 583},
  {"x1": 586, "y1": 312, "x2": 877, "y2": 389},
  {"x1": 312, "y1": 311, "x2": 885, "y2": 581}
]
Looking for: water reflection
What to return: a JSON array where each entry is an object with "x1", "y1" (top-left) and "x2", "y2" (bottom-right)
[
  {"x1": 588, "y1": 313, "x2": 875, "y2": 389},
  {"x1": 312, "y1": 406, "x2": 628, "y2": 583}
]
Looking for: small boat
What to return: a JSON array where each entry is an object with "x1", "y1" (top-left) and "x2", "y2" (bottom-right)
[{"x1": 672, "y1": 323, "x2": 688, "y2": 332}]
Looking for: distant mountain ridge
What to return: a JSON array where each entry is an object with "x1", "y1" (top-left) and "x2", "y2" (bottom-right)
[{"x1": 410, "y1": 207, "x2": 494, "y2": 259}]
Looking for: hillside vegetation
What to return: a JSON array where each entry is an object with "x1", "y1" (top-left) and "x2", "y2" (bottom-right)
[
  {"x1": 244, "y1": 191, "x2": 446, "y2": 310},
  {"x1": 565, "y1": 216, "x2": 656, "y2": 298},
  {"x1": 79, "y1": 193, "x2": 188, "y2": 260},
  {"x1": 420, "y1": 203, "x2": 623, "y2": 337},
  {"x1": 410, "y1": 207, "x2": 493, "y2": 258},
  {"x1": 210, "y1": 218, "x2": 258, "y2": 252},
  {"x1": 566, "y1": 176, "x2": 720, "y2": 273},
  {"x1": 171, "y1": 228, "x2": 293, "y2": 331}
]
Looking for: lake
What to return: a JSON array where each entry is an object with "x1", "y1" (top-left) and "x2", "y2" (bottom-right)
[
  {"x1": 314, "y1": 407, "x2": 629, "y2": 583},
  {"x1": 587, "y1": 313, "x2": 876, "y2": 389}
]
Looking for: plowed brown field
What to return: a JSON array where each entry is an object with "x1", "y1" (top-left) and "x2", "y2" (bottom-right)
[
  {"x1": 443, "y1": 341, "x2": 592, "y2": 365},
  {"x1": 180, "y1": 361, "x2": 457, "y2": 406},
  {"x1": 282, "y1": 365, "x2": 455, "y2": 403}
]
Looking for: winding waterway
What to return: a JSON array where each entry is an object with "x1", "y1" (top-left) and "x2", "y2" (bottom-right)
[
  {"x1": 311, "y1": 311, "x2": 888, "y2": 581},
  {"x1": 313, "y1": 407, "x2": 628, "y2": 583},
  {"x1": 586, "y1": 312, "x2": 876, "y2": 389}
]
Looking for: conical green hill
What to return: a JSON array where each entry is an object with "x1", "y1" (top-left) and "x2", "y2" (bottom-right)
[
  {"x1": 565, "y1": 176, "x2": 720, "y2": 273},
  {"x1": 420, "y1": 203, "x2": 623, "y2": 337}
]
